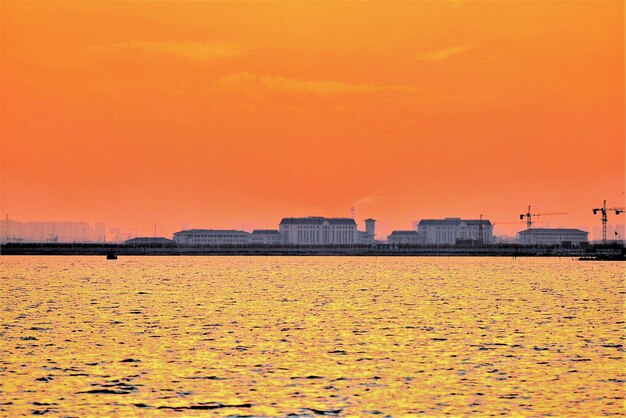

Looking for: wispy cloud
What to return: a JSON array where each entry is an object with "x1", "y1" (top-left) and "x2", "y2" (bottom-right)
[
  {"x1": 89, "y1": 41, "x2": 246, "y2": 61},
  {"x1": 217, "y1": 72, "x2": 418, "y2": 95},
  {"x1": 482, "y1": 53, "x2": 501, "y2": 64},
  {"x1": 353, "y1": 195, "x2": 380, "y2": 207},
  {"x1": 419, "y1": 43, "x2": 474, "y2": 63}
]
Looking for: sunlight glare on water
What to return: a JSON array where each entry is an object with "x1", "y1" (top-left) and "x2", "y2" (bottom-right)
[{"x1": 1, "y1": 256, "x2": 624, "y2": 416}]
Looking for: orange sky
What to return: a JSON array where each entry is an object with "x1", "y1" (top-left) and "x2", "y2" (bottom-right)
[{"x1": 1, "y1": 1, "x2": 624, "y2": 239}]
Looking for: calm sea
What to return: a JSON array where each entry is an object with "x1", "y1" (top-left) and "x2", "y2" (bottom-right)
[{"x1": 1, "y1": 256, "x2": 623, "y2": 416}]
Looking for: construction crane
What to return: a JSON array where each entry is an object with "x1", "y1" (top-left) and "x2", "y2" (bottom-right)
[
  {"x1": 493, "y1": 219, "x2": 549, "y2": 235},
  {"x1": 592, "y1": 200, "x2": 624, "y2": 244},
  {"x1": 519, "y1": 205, "x2": 568, "y2": 230}
]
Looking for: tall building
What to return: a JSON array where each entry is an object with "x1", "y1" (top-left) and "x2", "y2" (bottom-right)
[
  {"x1": 279, "y1": 217, "x2": 358, "y2": 245},
  {"x1": 417, "y1": 218, "x2": 494, "y2": 244},
  {"x1": 518, "y1": 228, "x2": 588, "y2": 246},
  {"x1": 0, "y1": 218, "x2": 106, "y2": 243}
]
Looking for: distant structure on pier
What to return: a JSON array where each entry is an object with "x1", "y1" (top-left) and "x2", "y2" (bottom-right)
[
  {"x1": 417, "y1": 218, "x2": 494, "y2": 244},
  {"x1": 124, "y1": 237, "x2": 174, "y2": 245},
  {"x1": 124, "y1": 237, "x2": 174, "y2": 247},
  {"x1": 518, "y1": 228, "x2": 588, "y2": 246}
]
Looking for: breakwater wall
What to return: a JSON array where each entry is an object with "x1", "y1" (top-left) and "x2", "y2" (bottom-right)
[{"x1": 1, "y1": 243, "x2": 623, "y2": 258}]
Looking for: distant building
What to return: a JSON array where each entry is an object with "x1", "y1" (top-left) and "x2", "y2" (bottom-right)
[
  {"x1": 518, "y1": 228, "x2": 588, "y2": 246},
  {"x1": 250, "y1": 230, "x2": 282, "y2": 245},
  {"x1": 173, "y1": 229, "x2": 250, "y2": 245},
  {"x1": 388, "y1": 230, "x2": 419, "y2": 245},
  {"x1": 0, "y1": 218, "x2": 106, "y2": 243},
  {"x1": 279, "y1": 217, "x2": 358, "y2": 245},
  {"x1": 358, "y1": 218, "x2": 376, "y2": 244},
  {"x1": 417, "y1": 218, "x2": 494, "y2": 244},
  {"x1": 124, "y1": 237, "x2": 174, "y2": 245}
]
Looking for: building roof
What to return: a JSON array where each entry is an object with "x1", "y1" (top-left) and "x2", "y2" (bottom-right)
[
  {"x1": 418, "y1": 218, "x2": 493, "y2": 226},
  {"x1": 279, "y1": 217, "x2": 356, "y2": 225},
  {"x1": 251, "y1": 229, "x2": 280, "y2": 235},
  {"x1": 389, "y1": 230, "x2": 419, "y2": 236},
  {"x1": 518, "y1": 228, "x2": 588, "y2": 235},
  {"x1": 364, "y1": 218, "x2": 376, "y2": 222},
  {"x1": 173, "y1": 229, "x2": 250, "y2": 235}
]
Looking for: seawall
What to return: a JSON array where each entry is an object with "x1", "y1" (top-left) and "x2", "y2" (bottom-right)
[{"x1": 1, "y1": 243, "x2": 623, "y2": 258}]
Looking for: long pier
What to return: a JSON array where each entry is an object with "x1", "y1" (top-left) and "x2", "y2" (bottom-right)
[{"x1": 1, "y1": 243, "x2": 623, "y2": 258}]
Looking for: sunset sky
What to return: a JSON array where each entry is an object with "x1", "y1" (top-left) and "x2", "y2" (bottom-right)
[{"x1": 1, "y1": 1, "x2": 624, "y2": 239}]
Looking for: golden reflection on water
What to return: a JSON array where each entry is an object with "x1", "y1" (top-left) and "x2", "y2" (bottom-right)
[{"x1": 0, "y1": 256, "x2": 624, "y2": 416}]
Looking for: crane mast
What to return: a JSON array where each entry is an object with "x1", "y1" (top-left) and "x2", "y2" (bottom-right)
[
  {"x1": 520, "y1": 206, "x2": 532, "y2": 229},
  {"x1": 592, "y1": 200, "x2": 623, "y2": 244}
]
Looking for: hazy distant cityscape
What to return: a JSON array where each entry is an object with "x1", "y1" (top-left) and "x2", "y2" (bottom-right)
[{"x1": 2, "y1": 214, "x2": 623, "y2": 246}]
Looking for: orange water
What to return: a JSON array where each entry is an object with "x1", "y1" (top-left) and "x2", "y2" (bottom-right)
[{"x1": 1, "y1": 256, "x2": 624, "y2": 416}]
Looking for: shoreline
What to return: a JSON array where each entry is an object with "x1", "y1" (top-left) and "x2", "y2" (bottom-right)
[{"x1": 1, "y1": 243, "x2": 623, "y2": 259}]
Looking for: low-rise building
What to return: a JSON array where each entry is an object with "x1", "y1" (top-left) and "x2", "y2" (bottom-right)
[
  {"x1": 250, "y1": 230, "x2": 282, "y2": 245},
  {"x1": 518, "y1": 228, "x2": 588, "y2": 246},
  {"x1": 388, "y1": 230, "x2": 419, "y2": 245},
  {"x1": 124, "y1": 237, "x2": 174, "y2": 246},
  {"x1": 417, "y1": 218, "x2": 494, "y2": 244},
  {"x1": 173, "y1": 229, "x2": 250, "y2": 245},
  {"x1": 279, "y1": 217, "x2": 357, "y2": 245}
]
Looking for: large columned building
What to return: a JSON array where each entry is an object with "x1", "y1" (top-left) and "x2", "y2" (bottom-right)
[
  {"x1": 417, "y1": 218, "x2": 494, "y2": 244},
  {"x1": 279, "y1": 217, "x2": 359, "y2": 245}
]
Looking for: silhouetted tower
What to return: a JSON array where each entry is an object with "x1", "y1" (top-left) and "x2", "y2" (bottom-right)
[
  {"x1": 520, "y1": 205, "x2": 567, "y2": 229},
  {"x1": 478, "y1": 214, "x2": 484, "y2": 244},
  {"x1": 592, "y1": 200, "x2": 623, "y2": 244},
  {"x1": 365, "y1": 218, "x2": 376, "y2": 238}
]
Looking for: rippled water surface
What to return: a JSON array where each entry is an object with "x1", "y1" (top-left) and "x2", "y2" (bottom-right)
[{"x1": 1, "y1": 256, "x2": 624, "y2": 416}]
